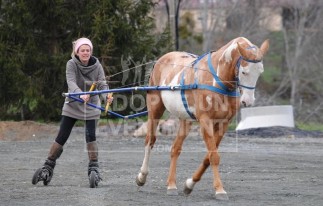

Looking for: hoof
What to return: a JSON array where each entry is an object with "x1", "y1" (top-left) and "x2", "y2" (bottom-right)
[
  {"x1": 215, "y1": 192, "x2": 229, "y2": 201},
  {"x1": 183, "y1": 185, "x2": 193, "y2": 195},
  {"x1": 135, "y1": 175, "x2": 145, "y2": 186},
  {"x1": 183, "y1": 178, "x2": 195, "y2": 195},
  {"x1": 167, "y1": 188, "x2": 178, "y2": 196}
]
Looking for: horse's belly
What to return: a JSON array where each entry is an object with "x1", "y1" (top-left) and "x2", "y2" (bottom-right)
[
  {"x1": 161, "y1": 90, "x2": 193, "y2": 119},
  {"x1": 158, "y1": 60, "x2": 196, "y2": 120}
]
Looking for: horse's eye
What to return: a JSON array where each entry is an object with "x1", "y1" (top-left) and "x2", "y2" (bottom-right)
[{"x1": 242, "y1": 71, "x2": 246, "y2": 75}]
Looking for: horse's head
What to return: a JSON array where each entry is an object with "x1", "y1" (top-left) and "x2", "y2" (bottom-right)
[{"x1": 236, "y1": 39, "x2": 269, "y2": 107}]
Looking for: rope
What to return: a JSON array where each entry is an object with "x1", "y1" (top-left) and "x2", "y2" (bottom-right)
[{"x1": 107, "y1": 61, "x2": 156, "y2": 79}]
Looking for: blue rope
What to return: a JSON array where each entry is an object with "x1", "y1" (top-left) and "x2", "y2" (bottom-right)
[{"x1": 180, "y1": 71, "x2": 196, "y2": 119}]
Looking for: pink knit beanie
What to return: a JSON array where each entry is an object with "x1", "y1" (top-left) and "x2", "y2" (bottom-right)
[{"x1": 74, "y1": 37, "x2": 93, "y2": 54}]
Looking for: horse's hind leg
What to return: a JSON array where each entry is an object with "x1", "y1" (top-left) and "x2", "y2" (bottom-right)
[
  {"x1": 136, "y1": 91, "x2": 165, "y2": 186},
  {"x1": 167, "y1": 120, "x2": 192, "y2": 195}
]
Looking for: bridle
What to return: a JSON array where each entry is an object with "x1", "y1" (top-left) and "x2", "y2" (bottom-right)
[
  {"x1": 235, "y1": 55, "x2": 263, "y2": 90},
  {"x1": 235, "y1": 46, "x2": 263, "y2": 91}
]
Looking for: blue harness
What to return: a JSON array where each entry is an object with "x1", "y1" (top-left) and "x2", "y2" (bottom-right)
[{"x1": 180, "y1": 50, "x2": 262, "y2": 119}]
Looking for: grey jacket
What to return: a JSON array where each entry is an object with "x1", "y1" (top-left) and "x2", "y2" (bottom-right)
[{"x1": 62, "y1": 55, "x2": 108, "y2": 120}]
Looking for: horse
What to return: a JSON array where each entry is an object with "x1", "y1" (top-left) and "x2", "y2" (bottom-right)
[{"x1": 135, "y1": 37, "x2": 269, "y2": 200}]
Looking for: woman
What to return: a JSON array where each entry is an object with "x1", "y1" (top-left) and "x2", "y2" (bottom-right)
[{"x1": 32, "y1": 37, "x2": 112, "y2": 188}]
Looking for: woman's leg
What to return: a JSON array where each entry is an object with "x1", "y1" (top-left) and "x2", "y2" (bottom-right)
[
  {"x1": 32, "y1": 116, "x2": 77, "y2": 185},
  {"x1": 85, "y1": 119, "x2": 101, "y2": 187},
  {"x1": 55, "y1": 115, "x2": 77, "y2": 146},
  {"x1": 85, "y1": 119, "x2": 98, "y2": 162}
]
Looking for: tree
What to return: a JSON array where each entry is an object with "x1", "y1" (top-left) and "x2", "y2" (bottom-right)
[
  {"x1": 178, "y1": 11, "x2": 203, "y2": 52},
  {"x1": 269, "y1": 0, "x2": 323, "y2": 122},
  {"x1": 172, "y1": 0, "x2": 323, "y2": 122},
  {"x1": 89, "y1": 1, "x2": 172, "y2": 115},
  {"x1": 0, "y1": 0, "x2": 92, "y2": 120},
  {"x1": 177, "y1": 0, "x2": 269, "y2": 52},
  {"x1": 161, "y1": 0, "x2": 181, "y2": 50},
  {"x1": 0, "y1": 0, "x2": 171, "y2": 121}
]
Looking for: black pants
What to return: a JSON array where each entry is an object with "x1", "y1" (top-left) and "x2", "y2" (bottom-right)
[{"x1": 55, "y1": 115, "x2": 96, "y2": 145}]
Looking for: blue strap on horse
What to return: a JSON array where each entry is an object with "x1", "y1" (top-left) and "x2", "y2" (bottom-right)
[
  {"x1": 206, "y1": 52, "x2": 231, "y2": 91},
  {"x1": 190, "y1": 51, "x2": 240, "y2": 97},
  {"x1": 190, "y1": 51, "x2": 211, "y2": 66},
  {"x1": 180, "y1": 70, "x2": 197, "y2": 120},
  {"x1": 179, "y1": 51, "x2": 241, "y2": 119}
]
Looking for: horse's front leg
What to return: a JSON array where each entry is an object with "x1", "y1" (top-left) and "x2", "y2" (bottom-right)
[
  {"x1": 184, "y1": 153, "x2": 210, "y2": 195},
  {"x1": 167, "y1": 120, "x2": 192, "y2": 195},
  {"x1": 208, "y1": 145, "x2": 228, "y2": 200},
  {"x1": 185, "y1": 119, "x2": 229, "y2": 200},
  {"x1": 207, "y1": 122, "x2": 229, "y2": 200}
]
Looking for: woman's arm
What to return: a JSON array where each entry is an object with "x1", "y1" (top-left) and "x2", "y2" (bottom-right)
[{"x1": 66, "y1": 60, "x2": 82, "y2": 93}]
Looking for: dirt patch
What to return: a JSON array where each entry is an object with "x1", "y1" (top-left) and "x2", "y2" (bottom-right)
[{"x1": 0, "y1": 121, "x2": 58, "y2": 141}]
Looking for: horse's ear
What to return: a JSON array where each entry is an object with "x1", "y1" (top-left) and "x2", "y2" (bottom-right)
[
  {"x1": 260, "y1": 39, "x2": 270, "y2": 56},
  {"x1": 237, "y1": 42, "x2": 251, "y2": 59}
]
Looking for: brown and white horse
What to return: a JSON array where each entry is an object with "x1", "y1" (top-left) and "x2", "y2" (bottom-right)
[{"x1": 136, "y1": 37, "x2": 269, "y2": 200}]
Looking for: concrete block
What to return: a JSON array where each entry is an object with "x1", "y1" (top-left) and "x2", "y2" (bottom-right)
[{"x1": 236, "y1": 105, "x2": 294, "y2": 130}]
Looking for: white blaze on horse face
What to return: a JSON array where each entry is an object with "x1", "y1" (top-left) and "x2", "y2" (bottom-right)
[{"x1": 239, "y1": 62, "x2": 264, "y2": 107}]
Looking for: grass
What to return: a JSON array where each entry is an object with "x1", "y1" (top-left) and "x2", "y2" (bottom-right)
[
  {"x1": 228, "y1": 122, "x2": 237, "y2": 131},
  {"x1": 296, "y1": 122, "x2": 323, "y2": 132},
  {"x1": 228, "y1": 121, "x2": 322, "y2": 132}
]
